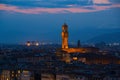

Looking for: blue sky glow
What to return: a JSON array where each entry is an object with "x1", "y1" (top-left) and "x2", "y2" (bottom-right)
[{"x1": 0, "y1": 0, "x2": 120, "y2": 44}]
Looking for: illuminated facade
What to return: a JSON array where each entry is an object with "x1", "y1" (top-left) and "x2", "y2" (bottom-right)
[
  {"x1": 61, "y1": 23, "x2": 68, "y2": 49},
  {"x1": 57, "y1": 23, "x2": 99, "y2": 63},
  {"x1": 0, "y1": 70, "x2": 31, "y2": 80},
  {"x1": 61, "y1": 23, "x2": 99, "y2": 53}
]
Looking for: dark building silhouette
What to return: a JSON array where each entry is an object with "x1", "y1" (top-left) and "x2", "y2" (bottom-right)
[{"x1": 77, "y1": 40, "x2": 81, "y2": 48}]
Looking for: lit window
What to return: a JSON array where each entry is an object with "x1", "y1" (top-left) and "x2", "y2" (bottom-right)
[
  {"x1": 18, "y1": 70, "x2": 20, "y2": 74},
  {"x1": 73, "y1": 57, "x2": 78, "y2": 60}
]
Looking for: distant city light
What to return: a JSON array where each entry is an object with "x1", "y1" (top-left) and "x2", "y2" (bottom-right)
[
  {"x1": 26, "y1": 41, "x2": 31, "y2": 46},
  {"x1": 35, "y1": 42, "x2": 39, "y2": 46},
  {"x1": 26, "y1": 41, "x2": 39, "y2": 47},
  {"x1": 108, "y1": 42, "x2": 120, "y2": 46},
  {"x1": 113, "y1": 43, "x2": 119, "y2": 46}
]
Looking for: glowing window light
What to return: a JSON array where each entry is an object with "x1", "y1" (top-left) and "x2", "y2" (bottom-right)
[
  {"x1": 18, "y1": 70, "x2": 20, "y2": 74},
  {"x1": 73, "y1": 57, "x2": 78, "y2": 61}
]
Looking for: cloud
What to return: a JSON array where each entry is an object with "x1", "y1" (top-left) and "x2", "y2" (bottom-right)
[
  {"x1": 93, "y1": 0, "x2": 111, "y2": 4},
  {"x1": 0, "y1": 3, "x2": 120, "y2": 14},
  {"x1": 0, "y1": 0, "x2": 120, "y2": 8}
]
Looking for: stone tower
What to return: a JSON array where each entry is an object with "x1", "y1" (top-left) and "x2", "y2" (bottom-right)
[{"x1": 61, "y1": 23, "x2": 68, "y2": 49}]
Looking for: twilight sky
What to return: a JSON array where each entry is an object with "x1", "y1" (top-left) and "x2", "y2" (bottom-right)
[{"x1": 0, "y1": 0, "x2": 120, "y2": 44}]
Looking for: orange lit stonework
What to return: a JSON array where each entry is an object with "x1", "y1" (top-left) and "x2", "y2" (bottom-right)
[{"x1": 62, "y1": 23, "x2": 68, "y2": 49}]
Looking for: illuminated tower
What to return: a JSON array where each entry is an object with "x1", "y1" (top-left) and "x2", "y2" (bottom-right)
[{"x1": 61, "y1": 23, "x2": 68, "y2": 49}]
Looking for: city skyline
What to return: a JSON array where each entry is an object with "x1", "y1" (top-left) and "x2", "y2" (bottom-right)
[{"x1": 0, "y1": 0, "x2": 120, "y2": 44}]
